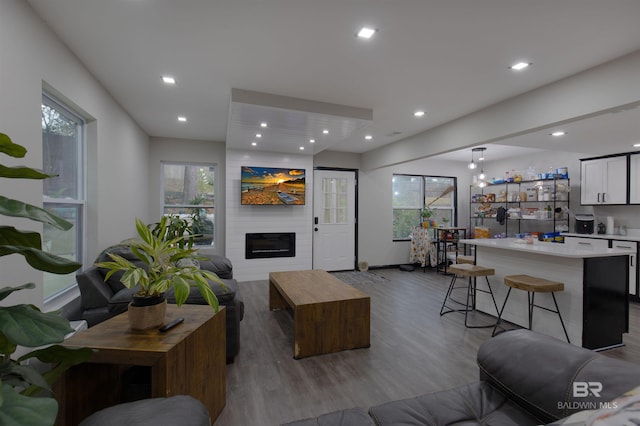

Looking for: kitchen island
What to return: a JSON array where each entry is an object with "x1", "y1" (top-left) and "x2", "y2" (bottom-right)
[{"x1": 459, "y1": 238, "x2": 634, "y2": 350}]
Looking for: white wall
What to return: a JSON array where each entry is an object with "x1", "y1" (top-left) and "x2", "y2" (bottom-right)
[
  {"x1": 0, "y1": 0, "x2": 149, "y2": 307},
  {"x1": 314, "y1": 150, "x2": 361, "y2": 169},
  {"x1": 358, "y1": 158, "x2": 471, "y2": 267},
  {"x1": 226, "y1": 149, "x2": 313, "y2": 281},
  {"x1": 149, "y1": 137, "x2": 226, "y2": 255}
]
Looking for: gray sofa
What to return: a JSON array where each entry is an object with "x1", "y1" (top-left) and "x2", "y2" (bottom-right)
[
  {"x1": 284, "y1": 329, "x2": 640, "y2": 425},
  {"x1": 76, "y1": 245, "x2": 244, "y2": 362},
  {"x1": 79, "y1": 395, "x2": 210, "y2": 426}
]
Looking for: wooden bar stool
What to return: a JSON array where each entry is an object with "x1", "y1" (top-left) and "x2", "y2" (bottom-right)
[
  {"x1": 439, "y1": 263, "x2": 499, "y2": 328},
  {"x1": 492, "y1": 274, "x2": 570, "y2": 343},
  {"x1": 456, "y1": 255, "x2": 475, "y2": 265}
]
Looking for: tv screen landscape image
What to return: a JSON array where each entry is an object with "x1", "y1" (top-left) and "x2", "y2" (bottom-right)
[{"x1": 241, "y1": 166, "x2": 306, "y2": 205}]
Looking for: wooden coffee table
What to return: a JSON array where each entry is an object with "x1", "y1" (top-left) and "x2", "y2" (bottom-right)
[
  {"x1": 55, "y1": 304, "x2": 226, "y2": 425},
  {"x1": 269, "y1": 269, "x2": 370, "y2": 359}
]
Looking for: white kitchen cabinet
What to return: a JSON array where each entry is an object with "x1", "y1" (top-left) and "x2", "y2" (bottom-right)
[
  {"x1": 580, "y1": 156, "x2": 627, "y2": 205},
  {"x1": 630, "y1": 153, "x2": 640, "y2": 204},
  {"x1": 563, "y1": 236, "x2": 609, "y2": 251},
  {"x1": 612, "y1": 240, "x2": 637, "y2": 296}
]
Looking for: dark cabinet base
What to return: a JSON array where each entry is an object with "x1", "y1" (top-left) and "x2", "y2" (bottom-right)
[{"x1": 583, "y1": 255, "x2": 629, "y2": 350}]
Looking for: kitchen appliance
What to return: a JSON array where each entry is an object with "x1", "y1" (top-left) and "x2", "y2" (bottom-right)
[
  {"x1": 597, "y1": 222, "x2": 606, "y2": 234},
  {"x1": 575, "y1": 214, "x2": 595, "y2": 234}
]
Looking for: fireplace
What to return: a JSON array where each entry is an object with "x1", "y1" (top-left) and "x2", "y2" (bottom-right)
[{"x1": 245, "y1": 233, "x2": 296, "y2": 259}]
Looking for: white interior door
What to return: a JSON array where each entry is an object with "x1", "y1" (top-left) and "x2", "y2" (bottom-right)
[{"x1": 313, "y1": 170, "x2": 356, "y2": 271}]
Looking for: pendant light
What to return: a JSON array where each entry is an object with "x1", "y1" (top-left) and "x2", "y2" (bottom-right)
[
  {"x1": 468, "y1": 149, "x2": 477, "y2": 170},
  {"x1": 472, "y1": 147, "x2": 487, "y2": 187}
]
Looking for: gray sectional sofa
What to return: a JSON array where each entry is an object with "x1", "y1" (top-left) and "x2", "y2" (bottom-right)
[{"x1": 284, "y1": 329, "x2": 640, "y2": 425}]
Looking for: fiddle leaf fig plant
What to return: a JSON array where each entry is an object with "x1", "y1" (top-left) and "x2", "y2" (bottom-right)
[{"x1": 0, "y1": 132, "x2": 93, "y2": 426}]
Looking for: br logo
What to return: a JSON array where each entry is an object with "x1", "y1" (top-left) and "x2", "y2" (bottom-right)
[{"x1": 573, "y1": 382, "x2": 603, "y2": 398}]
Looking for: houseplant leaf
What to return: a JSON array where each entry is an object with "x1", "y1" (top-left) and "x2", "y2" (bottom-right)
[
  {"x1": 0, "y1": 283, "x2": 35, "y2": 302},
  {"x1": 1, "y1": 363, "x2": 49, "y2": 391},
  {"x1": 0, "y1": 197, "x2": 73, "y2": 230},
  {"x1": 18, "y1": 345, "x2": 94, "y2": 396},
  {"x1": 170, "y1": 275, "x2": 191, "y2": 306},
  {"x1": 0, "y1": 245, "x2": 81, "y2": 274},
  {"x1": 0, "y1": 226, "x2": 41, "y2": 249},
  {"x1": 0, "y1": 165, "x2": 51, "y2": 180},
  {"x1": 0, "y1": 383, "x2": 58, "y2": 426},
  {"x1": 0, "y1": 131, "x2": 85, "y2": 425},
  {"x1": 192, "y1": 273, "x2": 220, "y2": 311},
  {"x1": 0, "y1": 305, "x2": 74, "y2": 348},
  {"x1": 0, "y1": 132, "x2": 26, "y2": 158}
]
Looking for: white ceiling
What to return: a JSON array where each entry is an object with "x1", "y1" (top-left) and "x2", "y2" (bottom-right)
[
  {"x1": 436, "y1": 102, "x2": 640, "y2": 162},
  {"x1": 26, "y1": 0, "x2": 640, "y2": 161}
]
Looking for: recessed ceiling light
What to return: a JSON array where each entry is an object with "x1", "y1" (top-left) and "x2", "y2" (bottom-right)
[
  {"x1": 357, "y1": 27, "x2": 377, "y2": 39},
  {"x1": 260, "y1": 122, "x2": 267, "y2": 128},
  {"x1": 365, "y1": 135, "x2": 373, "y2": 140},
  {"x1": 634, "y1": 143, "x2": 640, "y2": 147},
  {"x1": 177, "y1": 116, "x2": 187, "y2": 122},
  {"x1": 550, "y1": 131, "x2": 567, "y2": 137},
  {"x1": 309, "y1": 139, "x2": 315, "y2": 143},
  {"x1": 322, "y1": 129, "x2": 329, "y2": 134},
  {"x1": 256, "y1": 133, "x2": 262, "y2": 138},
  {"x1": 414, "y1": 110, "x2": 425, "y2": 117},
  {"x1": 162, "y1": 76, "x2": 176, "y2": 84},
  {"x1": 509, "y1": 62, "x2": 532, "y2": 71},
  {"x1": 251, "y1": 142, "x2": 257, "y2": 146},
  {"x1": 299, "y1": 146, "x2": 305, "y2": 150}
]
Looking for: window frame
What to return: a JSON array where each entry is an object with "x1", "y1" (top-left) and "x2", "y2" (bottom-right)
[
  {"x1": 41, "y1": 92, "x2": 87, "y2": 302},
  {"x1": 392, "y1": 174, "x2": 458, "y2": 241},
  {"x1": 161, "y1": 161, "x2": 216, "y2": 248}
]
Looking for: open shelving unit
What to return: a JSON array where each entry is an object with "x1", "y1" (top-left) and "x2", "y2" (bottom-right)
[{"x1": 470, "y1": 176, "x2": 570, "y2": 239}]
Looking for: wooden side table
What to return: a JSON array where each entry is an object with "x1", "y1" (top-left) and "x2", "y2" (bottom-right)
[{"x1": 55, "y1": 304, "x2": 226, "y2": 425}]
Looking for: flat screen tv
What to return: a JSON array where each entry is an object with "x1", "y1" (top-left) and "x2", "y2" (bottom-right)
[{"x1": 241, "y1": 166, "x2": 306, "y2": 205}]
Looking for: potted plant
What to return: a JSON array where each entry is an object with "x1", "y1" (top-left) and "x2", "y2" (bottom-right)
[
  {"x1": 189, "y1": 196, "x2": 214, "y2": 245},
  {"x1": 0, "y1": 132, "x2": 93, "y2": 425},
  {"x1": 421, "y1": 207, "x2": 435, "y2": 228},
  {"x1": 150, "y1": 214, "x2": 194, "y2": 249},
  {"x1": 94, "y1": 216, "x2": 224, "y2": 330}
]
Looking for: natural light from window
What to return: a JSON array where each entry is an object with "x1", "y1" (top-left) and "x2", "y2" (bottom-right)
[
  {"x1": 42, "y1": 93, "x2": 85, "y2": 300},
  {"x1": 161, "y1": 162, "x2": 216, "y2": 247}
]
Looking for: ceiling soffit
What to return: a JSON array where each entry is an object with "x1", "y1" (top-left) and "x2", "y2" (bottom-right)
[{"x1": 227, "y1": 89, "x2": 373, "y2": 155}]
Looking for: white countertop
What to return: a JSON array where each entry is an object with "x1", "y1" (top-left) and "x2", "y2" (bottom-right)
[
  {"x1": 561, "y1": 232, "x2": 640, "y2": 242},
  {"x1": 459, "y1": 238, "x2": 635, "y2": 258}
]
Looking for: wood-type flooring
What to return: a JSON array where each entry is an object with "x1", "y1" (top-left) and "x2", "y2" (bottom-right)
[{"x1": 215, "y1": 267, "x2": 640, "y2": 425}]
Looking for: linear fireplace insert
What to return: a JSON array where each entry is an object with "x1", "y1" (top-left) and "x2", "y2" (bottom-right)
[{"x1": 245, "y1": 232, "x2": 295, "y2": 259}]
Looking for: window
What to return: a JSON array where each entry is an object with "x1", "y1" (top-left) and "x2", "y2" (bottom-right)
[
  {"x1": 162, "y1": 162, "x2": 215, "y2": 246},
  {"x1": 320, "y1": 177, "x2": 348, "y2": 224},
  {"x1": 42, "y1": 93, "x2": 85, "y2": 300},
  {"x1": 392, "y1": 175, "x2": 424, "y2": 240},
  {"x1": 392, "y1": 174, "x2": 457, "y2": 240}
]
